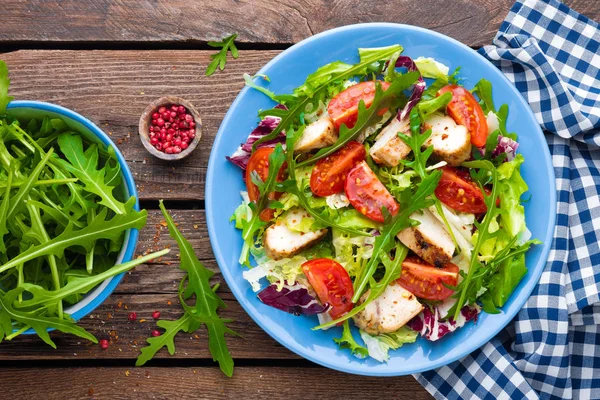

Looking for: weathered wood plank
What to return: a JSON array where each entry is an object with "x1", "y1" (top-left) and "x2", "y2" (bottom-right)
[
  {"x1": 1, "y1": 50, "x2": 271, "y2": 200},
  {"x1": 0, "y1": 0, "x2": 597, "y2": 49},
  {"x1": 0, "y1": 367, "x2": 432, "y2": 399}
]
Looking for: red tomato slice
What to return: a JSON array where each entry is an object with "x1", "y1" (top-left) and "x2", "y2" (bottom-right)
[
  {"x1": 397, "y1": 256, "x2": 459, "y2": 301},
  {"x1": 302, "y1": 258, "x2": 354, "y2": 319},
  {"x1": 310, "y1": 141, "x2": 366, "y2": 197},
  {"x1": 328, "y1": 81, "x2": 391, "y2": 130},
  {"x1": 344, "y1": 161, "x2": 399, "y2": 223},
  {"x1": 245, "y1": 147, "x2": 286, "y2": 222},
  {"x1": 438, "y1": 85, "x2": 489, "y2": 147},
  {"x1": 435, "y1": 166, "x2": 488, "y2": 213}
]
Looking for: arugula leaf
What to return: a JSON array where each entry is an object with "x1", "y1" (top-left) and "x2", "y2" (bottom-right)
[
  {"x1": 473, "y1": 78, "x2": 495, "y2": 113},
  {"x1": 0, "y1": 61, "x2": 13, "y2": 116},
  {"x1": 351, "y1": 170, "x2": 440, "y2": 302},
  {"x1": 137, "y1": 202, "x2": 235, "y2": 377},
  {"x1": 0, "y1": 164, "x2": 13, "y2": 253},
  {"x1": 206, "y1": 34, "x2": 239, "y2": 76},
  {"x1": 239, "y1": 144, "x2": 286, "y2": 266},
  {"x1": 0, "y1": 198, "x2": 147, "y2": 274},
  {"x1": 6, "y1": 147, "x2": 54, "y2": 220},
  {"x1": 450, "y1": 160, "x2": 499, "y2": 320},
  {"x1": 416, "y1": 91, "x2": 452, "y2": 121},
  {"x1": 136, "y1": 314, "x2": 192, "y2": 365},
  {"x1": 56, "y1": 134, "x2": 126, "y2": 215},
  {"x1": 316, "y1": 243, "x2": 408, "y2": 330},
  {"x1": 243, "y1": 73, "x2": 282, "y2": 103},
  {"x1": 252, "y1": 45, "x2": 403, "y2": 151},
  {"x1": 334, "y1": 320, "x2": 368, "y2": 359},
  {"x1": 278, "y1": 126, "x2": 369, "y2": 237},
  {"x1": 297, "y1": 72, "x2": 419, "y2": 167},
  {"x1": 0, "y1": 289, "x2": 97, "y2": 348}
]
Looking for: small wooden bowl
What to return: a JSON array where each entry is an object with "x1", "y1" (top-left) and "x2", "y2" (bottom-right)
[{"x1": 139, "y1": 96, "x2": 202, "y2": 161}]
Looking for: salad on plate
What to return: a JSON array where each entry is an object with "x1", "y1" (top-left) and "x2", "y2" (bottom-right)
[{"x1": 226, "y1": 45, "x2": 539, "y2": 362}]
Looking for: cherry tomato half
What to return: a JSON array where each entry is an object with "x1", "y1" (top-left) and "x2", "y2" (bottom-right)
[
  {"x1": 435, "y1": 166, "x2": 488, "y2": 214},
  {"x1": 328, "y1": 81, "x2": 391, "y2": 131},
  {"x1": 310, "y1": 141, "x2": 366, "y2": 197},
  {"x1": 397, "y1": 256, "x2": 459, "y2": 301},
  {"x1": 245, "y1": 147, "x2": 286, "y2": 221},
  {"x1": 344, "y1": 161, "x2": 399, "y2": 223},
  {"x1": 438, "y1": 85, "x2": 488, "y2": 147},
  {"x1": 302, "y1": 258, "x2": 354, "y2": 319}
]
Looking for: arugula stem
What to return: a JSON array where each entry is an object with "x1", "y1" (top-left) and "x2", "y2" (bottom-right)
[
  {"x1": 0, "y1": 178, "x2": 78, "y2": 189},
  {"x1": 5, "y1": 325, "x2": 28, "y2": 340},
  {"x1": 434, "y1": 199, "x2": 460, "y2": 251},
  {"x1": 452, "y1": 162, "x2": 498, "y2": 320}
]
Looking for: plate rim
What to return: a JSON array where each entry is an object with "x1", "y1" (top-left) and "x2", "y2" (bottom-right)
[{"x1": 206, "y1": 22, "x2": 557, "y2": 376}]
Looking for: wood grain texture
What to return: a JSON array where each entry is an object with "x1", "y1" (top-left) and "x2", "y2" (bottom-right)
[
  {"x1": 0, "y1": 0, "x2": 598, "y2": 48},
  {"x1": 0, "y1": 367, "x2": 432, "y2": 400},
  {"x1": 1, "y1": 49, "x2": 274, "y2": 200}
]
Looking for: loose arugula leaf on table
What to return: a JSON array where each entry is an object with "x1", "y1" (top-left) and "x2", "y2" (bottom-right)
[
  {"x1": 334, "y1": 320, "x2": 368, "y2": 359},
  {"x1": 252, "y1": 45, "x2": 404, "y2": 150},
  {"x1": 296, "y1": 72, "x2": 419, "y2": 167},
  {"x1": 137, "y1": 202, "x2": 235, "y2": 377},
  {"x1": 205, "y1": 33, "x2": 239, "y2": 76}
]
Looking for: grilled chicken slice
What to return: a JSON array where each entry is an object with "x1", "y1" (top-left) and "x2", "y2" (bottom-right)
[
  {"x1": 423, "y1": 113, "x2": 471, "y2": 166},
  {"x1": 396, "y1": 209, "x2": 455, "y2": 267},
  {"x1": 369, "y1": 117, "x2": 412, "y2": 167},
  {"x1": 263, "y1": 220, "x2": 327, "y2": 260},
  {"x1": 353, "y1": 282, "x2": 423, "y2": 335},
  {"x1": 294, "y1": 116, "x2": 337, "y2": 153}
]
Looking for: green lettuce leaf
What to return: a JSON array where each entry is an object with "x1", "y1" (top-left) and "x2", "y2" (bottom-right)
[{"x1": 334, "y1": 321, "x2": 368, "y2": 359}]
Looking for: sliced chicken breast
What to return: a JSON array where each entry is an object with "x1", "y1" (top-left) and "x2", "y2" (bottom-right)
[
  {"x1": 353, "y1": 282, "x2": 423, "y2": 335},
  {"x1": 263, "y1": 220, "x2": 327, "y2": 260},
  {"x1": 423, "y1": 113, "x2": 471, "y2": 166},
  {"x1": 369, "y1": 117, "x2": 412, "y2": 167},
  {"x1": 294, "y1": 116, "x2": 337, "y2": 153},
  {"x1": 396, "y1": 209, "x2": 455, "y2": 267}
]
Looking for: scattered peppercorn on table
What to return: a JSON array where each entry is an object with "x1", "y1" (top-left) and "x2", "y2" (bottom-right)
[{"x1": 1, "y1": 1, "x2": 599, "y2": 399}]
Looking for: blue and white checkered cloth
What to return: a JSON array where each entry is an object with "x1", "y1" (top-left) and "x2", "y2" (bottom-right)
[{"x1": 415, "y1": 1, "x2": 600, "y2": 398}]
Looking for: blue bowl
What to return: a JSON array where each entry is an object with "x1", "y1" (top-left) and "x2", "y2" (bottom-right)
[
  {"x1": 7, "y1": 100, "x2": 140, "y2": 331},
  {"x1": 206, "y1": 23, "x2": 557, "y2": 376}
]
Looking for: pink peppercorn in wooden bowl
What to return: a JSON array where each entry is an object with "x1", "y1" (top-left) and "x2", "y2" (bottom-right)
[{"x1": 139, "y1": 96, "x2": 202, "y2": 160}]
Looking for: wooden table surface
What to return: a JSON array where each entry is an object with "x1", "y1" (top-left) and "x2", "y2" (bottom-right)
[{"x1": 1, "y1": 1, "x2": 598, "y2": 399}]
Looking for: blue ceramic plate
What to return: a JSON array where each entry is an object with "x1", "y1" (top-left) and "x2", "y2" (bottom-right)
[
  {"x1": 7, "y1": 101, "x2": 140, "y2": 332},
  {"x1": 206, "y1": 24, "x2": 556, "y2": 376}
]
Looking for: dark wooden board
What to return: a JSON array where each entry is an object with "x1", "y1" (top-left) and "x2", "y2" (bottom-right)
[
  {"x1": 0, "y1": 367, "x2": 432, "y2": 400},
  {"x1": 0, "y1": 0, "x2": 597, "y2": 49}
]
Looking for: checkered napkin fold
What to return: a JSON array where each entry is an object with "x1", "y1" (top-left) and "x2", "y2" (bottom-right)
[{"x1": 415, "y1": 1, "x2": 600, "y2": 399}]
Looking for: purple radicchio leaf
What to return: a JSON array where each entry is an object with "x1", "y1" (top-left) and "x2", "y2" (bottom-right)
[
  {"x1": 225, "y1": 104, "x2": 288, "y2": 171},
  {"x1": 258, "y1": 281, "x2": 330, "y2": 316},
  {"x1": 492, "y1": 135, "x2": 519, "y2": 162},
  {"x1": 394, "y1": 56, "x2": 426, "y2": 121},
  {"x1": 407, "y1": 303, "x2": 480, "y2": 341}
]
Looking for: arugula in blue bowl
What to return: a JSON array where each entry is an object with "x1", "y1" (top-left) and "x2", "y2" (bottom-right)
[{"x1": 0, "y1": 60, "x2": 168, "y2": 347}]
